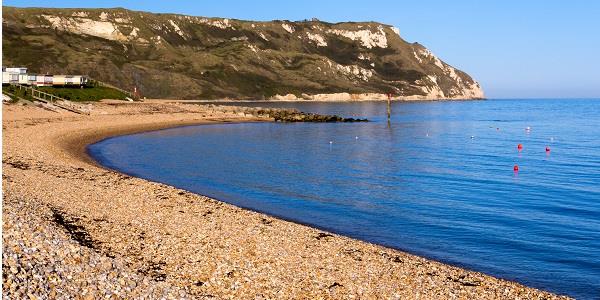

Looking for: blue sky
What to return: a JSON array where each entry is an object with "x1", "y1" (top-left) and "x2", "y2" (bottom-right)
[{"x1": 4, "y1": 0, "x2": 600, "y2": 98}]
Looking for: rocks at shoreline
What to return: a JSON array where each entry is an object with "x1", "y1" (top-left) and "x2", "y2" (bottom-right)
[
  {"x1": 271, "y1": 110, "x2": 368, "y2": 123},
  {"x1": 198, "y1": 104, "x2": 369, "y2": 122},
  {"x1": 239, "y1": 107, "x2": 368, "y2": 122}
]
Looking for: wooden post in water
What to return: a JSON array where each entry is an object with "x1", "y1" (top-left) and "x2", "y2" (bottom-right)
[{"x1": 386, "y1": 92, "x2": 392, "y2": 126}]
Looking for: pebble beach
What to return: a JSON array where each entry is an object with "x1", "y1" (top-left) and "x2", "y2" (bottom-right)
[{"x1": 2, "y1": 101, "x2": 571, "y2": 299}]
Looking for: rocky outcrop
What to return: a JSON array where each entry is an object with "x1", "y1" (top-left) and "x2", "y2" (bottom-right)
[
  {"x1": 3, "y1": 6, "x2": 484, "y2": 100},
  {"x1": 241, "y1": 107, "x2": 368, "y2": 122}
]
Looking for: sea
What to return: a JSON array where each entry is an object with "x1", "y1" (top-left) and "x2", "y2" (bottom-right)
[{"x1": 88, "y1": 99, "x2": 600, "y2": 299}]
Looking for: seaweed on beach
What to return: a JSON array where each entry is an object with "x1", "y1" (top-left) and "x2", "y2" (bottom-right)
[
  {"x1": 140, "y1": 261, "x2": 167, "y2": 282},
  {"x1": 447, "y1": 274, "x2": 482, "y2": 287},
  {"x1": 5, "y1": 160, "x2": 31, "y2": 170},
  {"x1": 51, "y1": 208, "x2": 97, "y2": 249},
  {"x1": 315, "y1": 232, "x2": 334, "y2": 240}
]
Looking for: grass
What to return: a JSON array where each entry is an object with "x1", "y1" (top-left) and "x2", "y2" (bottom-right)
[
  {"x1": 36, "y1": 86, "x2": 129, "y2": 102},
  {"x1": 3, "y1": 84, "x2": 128, "y2": 102},
  {"x1": 2, "y1": 85, "x2": 34, "y2": 102}
]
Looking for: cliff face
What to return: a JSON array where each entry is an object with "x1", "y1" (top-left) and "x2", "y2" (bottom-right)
[{"x1": 2, "y1": 6, "x2": 484, "y2": 100}]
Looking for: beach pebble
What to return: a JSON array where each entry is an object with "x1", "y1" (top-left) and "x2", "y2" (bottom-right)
[{"x1": 2, "y1": 192, "x2": 189, "y2": 299}]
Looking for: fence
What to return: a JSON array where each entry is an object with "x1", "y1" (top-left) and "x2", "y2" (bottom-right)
[{"x1": 12, "y1": 84, "x2": 91, "y2": 115}]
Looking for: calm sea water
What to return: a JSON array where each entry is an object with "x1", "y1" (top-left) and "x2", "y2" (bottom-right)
[{"x1": 89, "y1": 99, "x2": 600, "y2": 299}]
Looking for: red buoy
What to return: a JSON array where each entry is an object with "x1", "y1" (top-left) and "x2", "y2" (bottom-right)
[
  {"x1": 513, "y1": 165, "x2": 519, "y2": 171},
  {"x1": 517, "y1": 144, "x2": 523, "y2": 150},
  {"x1": 546, "y1": 146, "x2": 551, "y2": 152}
]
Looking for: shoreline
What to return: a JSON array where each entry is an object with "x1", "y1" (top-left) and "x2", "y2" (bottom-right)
[
  {"x1": 2, "y1": 101, "x2": 569, "y2": 299},
  {"x1": 66, "y1": 119, "x2": 264, "y2": 169},
  {"x1": 140, "y1": 98, "x2": 486, "y2": 104}
]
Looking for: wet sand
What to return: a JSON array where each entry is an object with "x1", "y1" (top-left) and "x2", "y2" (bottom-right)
[{"x1": 2, "y1": 101, "x2": 570, "y2": 299}]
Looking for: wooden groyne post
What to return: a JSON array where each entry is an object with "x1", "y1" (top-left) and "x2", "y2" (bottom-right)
[{"x1": 386, "y1": 92, "x2": 392, "y2": 126}]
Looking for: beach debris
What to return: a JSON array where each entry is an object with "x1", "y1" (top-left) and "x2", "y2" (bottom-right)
[
  {"x1": 51, "y1": 208, "x2": 96, "y2": 249},
  {"x1": 379, "y1": 252, "x2": 404, "y2": 263},
  {"x1": 328, "y1": 282, "x2": 344, "y2": 290},
  {"x1": 447, "y1": 274, "x2": 482, "y2": 287},
  {"x1": 6, "y1": 160, "x2": 31, "y2": 170},
  {"x1": 342, "y1": 248, "x2": 364, "y2": 261},
  {"x1": 315, "y1": 232, "x2": 334, "y2": 240},
  {"x1": 140, "y1": 262, "x2": 167, "y2": 282},
  {"x1": 392, "y1": 256, "x2": 403, "y2": 263}
]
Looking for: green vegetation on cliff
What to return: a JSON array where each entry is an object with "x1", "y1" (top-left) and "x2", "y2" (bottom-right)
[
  {"x1": 2, "y1": 6, "x2": 483, "y2": 100},
  {"x1": 36, "y1": 86, "x2": 128, "y2": 101}
]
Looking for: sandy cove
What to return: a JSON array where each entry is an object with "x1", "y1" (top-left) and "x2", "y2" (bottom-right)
[{"x1": 2, "y1": 101, "x2": 569, "y2": 299}]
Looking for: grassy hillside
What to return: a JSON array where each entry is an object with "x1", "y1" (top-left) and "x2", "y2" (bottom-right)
[
  {"x1": 3, "y1": 84, "x2": 129, "y2": 102},
  {"x1": 2, "y1": 6, "x2": 483, "y2": 100},
  {"x1": 36, "y1": 86, "x2": 129, "y2": 101}
]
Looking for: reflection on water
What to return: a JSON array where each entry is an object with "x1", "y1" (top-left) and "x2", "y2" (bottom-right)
[{"x1": 89, "y1": 99, "x2": 600, "y2": 299}]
